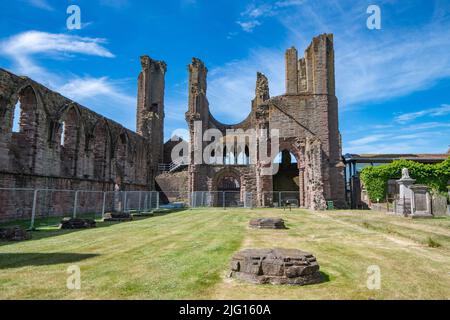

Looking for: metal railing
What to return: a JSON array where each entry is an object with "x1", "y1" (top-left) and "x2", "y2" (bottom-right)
[
  {"x1": 191, "y1": 191, "x2": 253, "y2": 208},
  {"x1": 261, "y1": 191, "x2": 301, "y2": 208},
  {"x1": 158, "y1": 158, "x2": 187, "y2": 173},
  {"x1": 0, "y1": 188, "x2": 313, "y2": 229}
]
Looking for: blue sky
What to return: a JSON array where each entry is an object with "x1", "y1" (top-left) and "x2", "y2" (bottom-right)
[{"x1": 1, "y1": 0, "x2": 449, "y2": 154}]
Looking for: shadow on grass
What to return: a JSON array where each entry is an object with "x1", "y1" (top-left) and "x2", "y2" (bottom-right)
[
  {"x1": 0, "y1": 252, "x2": 99, "y2": 269},
  {"x1": 320, "y1": 271, "x2": 331, "y2": 283}
]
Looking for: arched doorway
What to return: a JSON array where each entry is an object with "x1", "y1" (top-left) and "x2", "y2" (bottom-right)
[
  {"x1": 273, "y1": 149, "x2": 300, "y2": 207},
  {"x1": 214, "y1": 169, "x2": 242, "y2": 207}
]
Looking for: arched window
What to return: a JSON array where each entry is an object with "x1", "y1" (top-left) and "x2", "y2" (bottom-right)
[
  {"x1": 11, "y1": 86, "x2": 37, "y2": 135},
  {"x1": 60, "y1": 121, "x2": 66, "y2": 146},
  {"x1": 12, "y1": 101, "x2": 21, "y2": 133},
  {"x1": 219, "y1": 176, "x2": 240, "y2": 190},
  {"x1": 274, "y1": 150, "x2": 297, "y2": 164},
  {"x1": 115, "y1": 132, "x2": 128, "y2": 180},
  {"x1": 93, "y1": 122, "x2": 109, "y2": 179},
  {"x1": 236, "y1": 145, "x2": 250, "y2": 165},
  {"x1": 59, "y1": 107, "x2": 83, "y2": 177}
]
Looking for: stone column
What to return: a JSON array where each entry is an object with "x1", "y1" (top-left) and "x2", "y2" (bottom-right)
[
  {"x1": 285, "y1": 47, "x2": 299, "y2": 94},
  {"x1": 299, "y1": 168, "x2": 305, "y2": 207},
  {"x1": 396, "y1": 168, "x2": 415, "y2": 216}
]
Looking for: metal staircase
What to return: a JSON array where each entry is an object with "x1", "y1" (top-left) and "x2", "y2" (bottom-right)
[{"x1": 158, "y1": 158, "x2": 187, "y2": 173}]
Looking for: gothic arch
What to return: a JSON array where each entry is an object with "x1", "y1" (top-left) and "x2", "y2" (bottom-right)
[
  {"x1": 91, "y1": 119, "x2": 112, "y2": 180},
  {"x1": 59, "y1": 104, "x2": 84, "y2": 176},
  {"x1": 8, "y1": 85, "x2": 43, "y2": 172}
]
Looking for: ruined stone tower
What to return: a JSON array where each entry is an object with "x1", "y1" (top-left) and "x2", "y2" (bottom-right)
[
  {"x1": 184, "y1": 33, "x2": 347, "y2": 210},
  {"x1": 136, "y1": 56, "x2": 167, "y2": 186}
]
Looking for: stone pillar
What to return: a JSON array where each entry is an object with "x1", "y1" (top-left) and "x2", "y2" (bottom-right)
[
  {"x1": 304, "y1": 34, "x2": 335, "y2": 95},
  {"x1": 255, "y1": 72, "x2": 270, "y2": 105},
  {"x1": 396, "y1": 168, "x2": 416, "y2": 216},
  {"x1": 299, "y1": 168, "x2": 305, "y2": 207},
  {"x1": 298, "y1": 58, "x2": 307, "y2": 93},
  {"x1": 285, "y1": 47, "x2": 299, "y2": 94},
  {"x1": 136, "y1": 56, "x2": 167, "y2": 182}
]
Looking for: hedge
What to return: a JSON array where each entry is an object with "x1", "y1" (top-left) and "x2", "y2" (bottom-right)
[{"x1": 359, "y1": 158, "x2": 450, "y2": 202}]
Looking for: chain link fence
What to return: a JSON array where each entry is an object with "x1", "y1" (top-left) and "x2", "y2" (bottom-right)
[
  {"x1": 0, "y1": 188, "x2": 261, "y2": 229},
  {"x1": 191, "y1": 191, "x2": 253, "y2": 208},
  {"x1": 261, "y1": 191, "x2": 300, "y2": 208}
]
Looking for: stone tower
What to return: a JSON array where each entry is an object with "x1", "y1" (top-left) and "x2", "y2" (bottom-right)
[
  {"x1": 137, "y1": 55, "x2": 166, "y2": 166},
  {"x1": 184, "y1": 34, "x2": 347, "y2": 210}
]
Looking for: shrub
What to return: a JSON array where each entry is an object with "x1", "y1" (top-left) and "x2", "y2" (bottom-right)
[{"x1": 360, "y1": 158, "x2": 450, "y2": 202}]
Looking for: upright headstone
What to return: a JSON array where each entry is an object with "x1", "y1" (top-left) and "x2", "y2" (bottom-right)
[
  {"x1": 396, "y1": 168, "x2": 415, "y2": 216},
  {"x1": 396, "y1": 168, "x2": 433, "y2": 218},
  {"x1": 409, "y1": 185, "x2": 433, "y2": 218}
]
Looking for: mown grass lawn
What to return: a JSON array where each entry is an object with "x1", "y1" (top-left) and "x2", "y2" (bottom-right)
[{"x1": 0, "y1": 209, "x2": 449, "y2": 299}]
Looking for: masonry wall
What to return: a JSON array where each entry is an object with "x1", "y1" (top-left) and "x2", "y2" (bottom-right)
[
  {"x1": 0, "y1": 61, "x2": 163, "y2": 221},
  {"x1": 185, "y1": 34, "x2": 347, "y2": 209}
]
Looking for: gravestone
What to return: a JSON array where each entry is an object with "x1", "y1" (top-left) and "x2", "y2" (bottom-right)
[
  {"x1": 409, "y1": 185, "x2": 433, "y2": 218},
  {"x1": 229, "y1": 248, "x2": 323, "y2": 285},
  {"x1": 249, "y1": 218, "x2": 286, "y2": 229},
  {"x1": 0, "y1": 226, "x2": 31, "y2": 241},
  {"x1": 60, "y1": 218, "x2": 96, "y2": 229},
  {"x1": 396, "y1": 168, "x2": 416, "y2": 216},
  {"x1": 395, "y1": 168, "x2": 433, "y2": 218}
]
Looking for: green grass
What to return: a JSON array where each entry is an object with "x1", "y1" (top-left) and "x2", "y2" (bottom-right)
[{"x1": 0, "y1": 209, "x2": 449, "y2": 299}]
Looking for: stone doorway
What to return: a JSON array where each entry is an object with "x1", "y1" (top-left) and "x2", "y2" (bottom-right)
[
  {"x1": 273, "y1": 150, "x2": 301, "y2": 207},
  {"x1": 215, "y1": 173, "x2": 241, "y2": 207}
]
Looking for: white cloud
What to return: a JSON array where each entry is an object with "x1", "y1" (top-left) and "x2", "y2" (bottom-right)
[
  {"x1": 345, "y1": 130, "x2": 449, "y2": 154},
  {"x1": 230, "y1": 0, "x2": 450, "y2": 110},
  {"x1": 58, "y1": 77, "x2": 135, "y2": 105},
  {"x1": 0, "y1": 31, "x2": 114, "y2": 83},
  {"x1": 236, "y1": 20, "x2": 261, "y2": 33},
  {"x1": 57, "y1": 77, "x2": 137, "y2": 130},
  {"x1": 343, "y1": 118, "x2": 450, "y2": 154},
  {"x1": 207, "y1": 48, "x2": 284, "y2": 123},
  {"x1": 0, "y1": 30, "x2": 137, "y2": 130},
  {"x1": 348, "y1": 134, "x2": 390, "y2": 146},
  {"x1": 25, "y1": 0, "x2": 54, "y2": 11},
  {"x1": 395, "y1": 105, "x2": 450, "y2": 123},
  {"x1": 1, "y1": 31, "x2": 114, "y2": 60},
  {"x1": 236, "y1": 0, "x2": 305, "y2": 32}
]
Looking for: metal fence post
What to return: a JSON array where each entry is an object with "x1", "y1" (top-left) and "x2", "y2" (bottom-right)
[
  {"x1": 123, "y1": 191, "x2": 128, "y2": 213},
  {"x1": 156, "y1": 192, "x2": 160, "y2": 209},
  {"x1": 223, "y1": 191, "x2": 226, "y2": 210},
  {"x1": 29, "y1": 189, "x2": 39, "y2": 230},
  {"x1": 101, "y1": 191, "x2": 107, "y2": 218},
  {"x1": 73, "y1": 190, "x2": 79, "y2": 218},
  {"x1": 138, "y1": 191, "x2": 142, "y2": 212}
]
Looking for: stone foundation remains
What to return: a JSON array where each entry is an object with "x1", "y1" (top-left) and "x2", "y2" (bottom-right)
[
  {"x1": 229, "y1": 248, "x2": 323, "y2": 285},
  {"x1": 0, "y1": 226, "x2": 31, "y2": 241},
  {"x1": 249, "y1": 218, "x2": 286, "y2": 229},
  {"x1": 103, "y1": 212, "x2": 133, "y2": 222},
  {"x1": 60, "y1": 218, "x2": 96, "y2": 229}
]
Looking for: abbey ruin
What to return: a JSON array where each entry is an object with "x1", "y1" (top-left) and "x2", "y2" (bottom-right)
[{"x1": 0, "y1": 34, "x2": 347, "y2": 220}]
